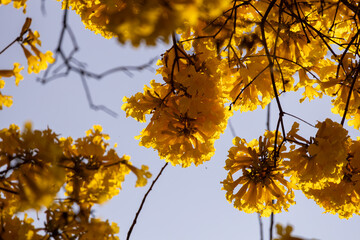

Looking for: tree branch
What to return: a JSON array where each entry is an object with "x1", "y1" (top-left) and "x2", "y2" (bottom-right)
[{"x1": 126, "y1": 162, "x2": 169, "y2": 240}]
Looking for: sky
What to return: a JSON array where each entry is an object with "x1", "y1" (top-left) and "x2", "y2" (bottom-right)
[{"x1": 1, "y1": 1, "x2": 360, "y2": 240}]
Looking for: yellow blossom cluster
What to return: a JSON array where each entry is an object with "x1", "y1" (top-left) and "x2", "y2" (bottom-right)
[
  {"x1": 222, "y1": 131, "x2": 295, "y2": 217},
  {"x1": 61, "y1": 125, "x2": 151, "y2": 205},
  {"x1": 0, "y1": 0, "x2": 27, "y2": 13},
  {"x1": 20, "y1": 23, "x2": 55, "y2": 74},
  {"x1": 0, "y1": 17, "x2": 54, "y2": 110},
  {"x1": 304, "y1": 139, "x2": 360, "y2": 219},
  {"x1": 284, "y1": 119, "x2": 350, "y2": 190},
  {"x1": 0, "y1": 123, "x2": 150, "y2": 238},
  {"x1": 123, "y1": 41, "x2": 231, "y2": 167},
  {"x1": 0, "y1": 213, "x2": 42, "y2": 240},
  {"x1": 319, "y1": 54, "x2": 360, "y2": 130},
  {"x1": 274, "y1": 224, "x2": 305, "y2": 240},
  {"x1": 176, "y1": 0, "x2": 358, "y2": 115},
  {"x1": 59, "y1": 0, "x2": 231, "y2": 46},
  {"x1": 39, "y1": 202, "x2": 120, "y2": 240},
  {"x1": 0, "y1": 123, "x2": 64, "y2": 213},
  {"x1": 285, "y1": 119, "x2": 360, "y2": 218},
  {"x1": 0, "y1": 63, "x2": 24, "y2": 109},
  {"x1": 3, "y1": 0, "x2": 360, "y2": 236},
  {"x1": 120, "y1": 0, "x2": 360, "y2": 220},
  {"x1": 222, "y1": 118, "x2": 360, "y2": 219}
]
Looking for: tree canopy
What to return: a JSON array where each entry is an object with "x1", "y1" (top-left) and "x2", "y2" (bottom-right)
[{"x1": 1, "y1": 0, "x2": 360, "y2": 239}]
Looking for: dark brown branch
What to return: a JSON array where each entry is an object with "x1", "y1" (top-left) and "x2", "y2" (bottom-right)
[
  {"x1": 0, "y1": 38, "x2": 19, "y2": 55},
  {"x1": 283, "y1": 112, "x2": 315, "y2": 128},
  {"x1": 0, "y1": 18, "x2": 31, "y2": 55},
  {"x1": 269, "y1": 213, "x2": 274, "y2": 240},
  {"x1": 259, "y1": 1, "x2": 280, "y2": 239},
  {"x1": 0, "y1": 186, "x2": 18, "y2": 195},
  {"x1": 328, "y1": 0, "x2": 341, "y2": 32},
  {"x1": 231, "y1": 64, "x2": 270, "y2": 108},
  {"x1": 341, "y1": 65, "x2": 360, "y2": 125},
  {"x1": 336, "y1": 30, "x2": 360, "y2": 79},
  {"x1": 126, "y1": 162, "x2": 168, "y2": 240}
]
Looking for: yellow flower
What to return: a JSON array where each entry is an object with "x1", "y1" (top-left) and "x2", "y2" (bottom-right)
[
  {"x1": 0, "y1": 0, "x2": 27, "y2": 13},
  {"x1": 123, "y1": 44, "x2": 231, "y2": 167},
  {"x1": 0, "y1": 123, "x2": 65, "y2": 212},
  {"x1": 60, "y1": 0, "x2": 231, "y2": 46},
  {"x1": 0, "y1": 63, "x2": 24, "y2": 109},
  {"x1": 284, "y1": 119, "x2": 350, "y2": 191},
  {"x1": 0, "y1": 212, "x2": 42, "y2": 240},
  {"x1": 304, "y1": 139, "x2": 360, "y2": 219},
  {"x1": 21, "y1": 30, "x2": 55, "y2": 74},
  {"x1": 13, "y1": 63, "x2": 24, "y2": 85},
  {"x1": 222, "y1": 131, "x2": 295, "y2": 217},
  {"x1": 62, "y1": 126, "x2": 151, "y2": 204},
  {"x1": 274, "y1": 224, "x2": 305, "y2": 240},
  {"x1": 0, "y1": 62, "x2": 24, "y2": 85}
]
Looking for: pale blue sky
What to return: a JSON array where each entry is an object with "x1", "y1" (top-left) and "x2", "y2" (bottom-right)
[{"x1": 1, "y1": 1, "x2": 360, "y2": 239}]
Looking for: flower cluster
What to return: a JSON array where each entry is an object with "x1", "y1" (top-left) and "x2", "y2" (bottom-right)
[
  {"x1": 123, "y1": 41, "x2": 231, "y2": 167},
  {"x1": 0, "y1": 0, "x2": 27, "y2": 13},
  {"x1": 0, "y1": 124, "x2": 151, "y2": 238},
  {"x1": 0, "y1": 17, "x2": 54, "y2": 110},
  {"x1": 4, "y1": 0, "x2": 360, "y2": 237},
  {"x1": 60, "y1": 0, "x2": 231, "y2": 46},
  {"x1": 20, "y1": 26, "x2": 55, "y2": 74},
  {"x1": 284, "y1": 119, "x2": 350, "y2": 190},
  {"x1": 222, "y1": 131, "x2": 295, "y2": 217},
  {"x1": 285, "y1": 119, "x2": 360, "y2": 218},
  {"x1": 274, "y1": 224, "x2": 306, "y2": 240},
  {"x1": 61, "y1": 125, "x2": 151, "y2": 205},
  {"x1": 0, "y1": 63, "x2": 24, "y2": 109}
]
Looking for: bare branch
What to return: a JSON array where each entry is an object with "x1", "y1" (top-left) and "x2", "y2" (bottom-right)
[{"x1": 126, "y1": 163, "x2": 169, "y2": 240}]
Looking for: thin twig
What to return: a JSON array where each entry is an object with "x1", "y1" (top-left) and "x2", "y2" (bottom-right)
[
  {"x1": 270, "y1": 206, "x2": 275, "y2": 240},
  {"x1": 266, "y1": 103, "x2": 271, "y2": 131},
  {"x1": 284, "y1": 112, "x2": 315, "y2": 128},
  {"x1": 0, "y1": 38, "x2": 18, "y2": 55},
  {"x1": 38, "y1": 0, "x2": 157, "y2": 117},
  {"x1": 0, "y1": 186, "x2": 18, "y2": 195},
  {"x1": 258, "y1": 214, "x2": 264, "y2": 240},
  {"x1": 80, "y1": 73, "x2": 118, "y2": 117},
  {"x1": 341, "y1": 66, "x2": 360, "y2": 125},
  {"x1": 126, "y1": 162, "x2": 169, "y2": 240},
  {"x1": 228, "y1": 119, "x2": 237, "y2": 138}
]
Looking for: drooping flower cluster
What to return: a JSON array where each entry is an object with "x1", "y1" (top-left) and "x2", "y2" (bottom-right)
[
  {"x1": 307, "y1": 139, "x2": 360, "y2": 219},
  {"x1": 222, "y1": 131, "x2": 295, "y2": 217},
  {"x1": 19, "y1": 19, "x2": 55, "y2": 74},
  {"x1": 60, "y1": 0, "x2": 231, "y2": 46},
  {"x1": 40, "y1": 202, "x2": 120, "y2": 240},
  {"x1": 61, "y1": 125, "x2": 151, "y2": 205},
  {"x1": 0, "y1": 17, "x2": 54, "y2": 110},
  {"x1": 0, "y1": 123, "x2": 151, "y2": 238},
  {"x1": 4, "y1": 0, "x2": 360, "y2": 237},
  {"x1": 284, "y1": 119, "x2": 350, "y2": 190},
  {"x1": 120, "y1": 0, "x2": 360, "y2": 220},
  {"x1": 319, "y1": 55, "x2": 360, "y2": 130},
  {"x1": 222, "y1": 118, "x2": 360, "y2": 219},
  {"x1": 284, "y1": 119, "x2": 360, "y2": 218},
  {"x1": 130, "y1": 42, "x2": 231, "y2": 166},
  {"x1": 123, "y1": 41, "x2": 231, "y2": 167},
  {"x1": 0, "y1": 123, "x2": 65, "y2": 213}
]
